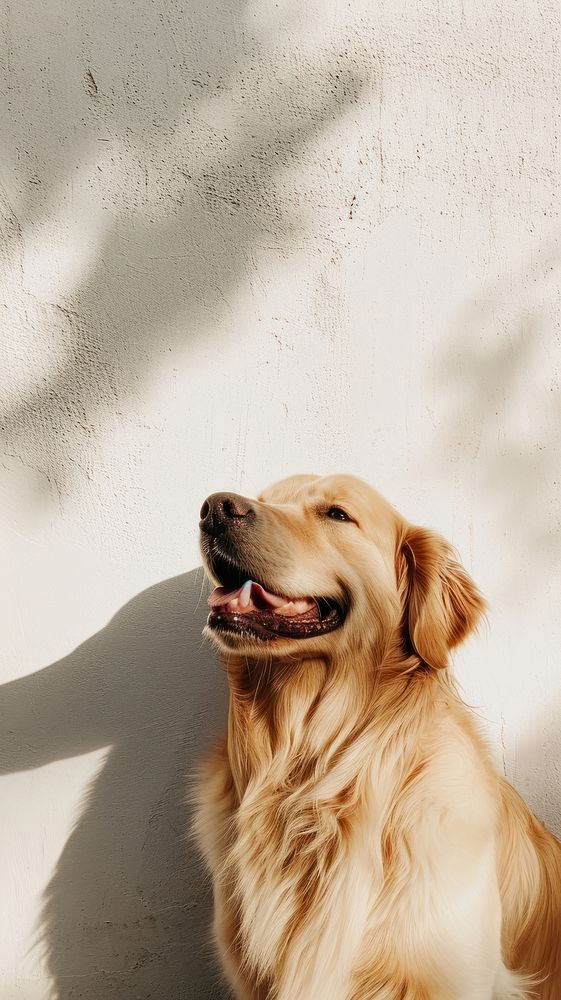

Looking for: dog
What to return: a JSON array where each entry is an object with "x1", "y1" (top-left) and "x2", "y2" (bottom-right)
[{"x1": 194, "y1": 474, "x2": 561, "y2": 999}]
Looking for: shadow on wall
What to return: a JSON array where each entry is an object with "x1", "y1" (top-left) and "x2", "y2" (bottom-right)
[
  {"x1": 0, "y1": 569, "x2": 228, "y2": 1000},
  {"x1": 1, "y1": 0, "x2": 370, "y2": 491},
  {"x1": 507, "y1": 697, "x2": 561, "y2": 842},
  {"x1": 432, "y1": 247, "x2": 561, "y2": 581}
]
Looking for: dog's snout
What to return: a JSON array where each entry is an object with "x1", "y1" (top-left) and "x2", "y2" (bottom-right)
[{"x1": 199, "y1": 492, "x2": 255, "y2": 537}]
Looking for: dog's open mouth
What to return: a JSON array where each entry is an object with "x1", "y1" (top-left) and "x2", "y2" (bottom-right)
[{"x1": 205, "y1": 551, "x2": 344, "y2": 640}]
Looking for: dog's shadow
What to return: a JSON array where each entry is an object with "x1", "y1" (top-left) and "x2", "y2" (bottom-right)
[{"x1": 0, "y1": 569, "x2": 228, "y2": 999}]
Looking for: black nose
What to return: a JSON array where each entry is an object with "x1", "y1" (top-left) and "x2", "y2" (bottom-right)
[{"x1": 199, "y1": 492, "x2": 255, "y2": 537}]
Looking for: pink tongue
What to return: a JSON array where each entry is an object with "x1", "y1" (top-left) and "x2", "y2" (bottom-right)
[{"x1": 208, "y1": 580, "x2": 287, "y2": 609}]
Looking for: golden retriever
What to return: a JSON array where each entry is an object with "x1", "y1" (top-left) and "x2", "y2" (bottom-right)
[{"x1": 194, "y1": 474, "x2": 561, "y2": 999}]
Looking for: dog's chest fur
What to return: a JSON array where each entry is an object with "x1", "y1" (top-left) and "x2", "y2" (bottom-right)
[
  {"x1": 222, "y1": 758, "x2": 378, "y2": 996},
  {"x1": 197, "y1": 701, "x2": 500, "y2": 1000}
]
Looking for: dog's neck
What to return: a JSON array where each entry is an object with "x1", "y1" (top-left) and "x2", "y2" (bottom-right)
[{"x1": 223, "y1": 647, "x2": 455, "y2": 802}]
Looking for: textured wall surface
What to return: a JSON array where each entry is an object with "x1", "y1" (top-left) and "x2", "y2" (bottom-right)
[{"x1": 1, "y1": 0, "x2": 561, "y2": 997}]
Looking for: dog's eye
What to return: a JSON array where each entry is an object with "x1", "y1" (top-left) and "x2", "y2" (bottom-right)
[{"x1": 326, "y1": 506, "x2": 352, "y2": 522}]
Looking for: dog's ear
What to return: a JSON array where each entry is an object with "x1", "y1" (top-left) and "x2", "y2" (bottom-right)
[{"x1": 397, "y1": 526, "x2": 485, "y2": 669}]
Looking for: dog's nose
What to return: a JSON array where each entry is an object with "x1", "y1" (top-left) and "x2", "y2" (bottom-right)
[{"x1": 199, "y1": 492, "x2": 255, "y2": 537}]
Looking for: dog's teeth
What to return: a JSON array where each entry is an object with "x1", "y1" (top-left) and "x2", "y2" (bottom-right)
[
  {"x1": 274, "y1": 597, "x2": 316, "y2": 617},
  {"x1": 239, "y1": 580, "x2": 253, "y2": 609}
]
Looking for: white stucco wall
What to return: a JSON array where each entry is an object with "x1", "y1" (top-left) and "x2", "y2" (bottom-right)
[{"x1": 1, "y1": 0, "x2": 561, "y2": 996}]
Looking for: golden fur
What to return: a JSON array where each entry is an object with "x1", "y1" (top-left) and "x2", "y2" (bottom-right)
[{"x1": 194, "y1": 474, "x2": 561, "y2": 999}]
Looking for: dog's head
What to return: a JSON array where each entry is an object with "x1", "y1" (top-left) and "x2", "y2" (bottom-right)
[{"x1": 199, "y1": 474, "x2": 485, "y2": 668}]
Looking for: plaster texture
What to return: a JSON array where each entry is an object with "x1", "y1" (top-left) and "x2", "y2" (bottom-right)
[{"x1": 1, "y1": 0, "x2": 561, "y2": 996}]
